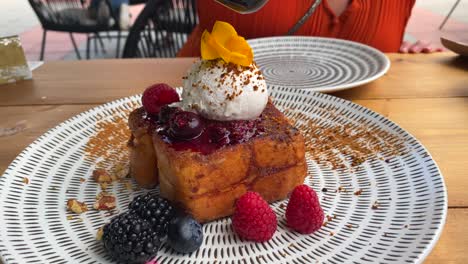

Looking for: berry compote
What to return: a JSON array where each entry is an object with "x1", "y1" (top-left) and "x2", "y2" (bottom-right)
[{"x1": 141, "y1": 106, "x2": 265, "y2": 155}]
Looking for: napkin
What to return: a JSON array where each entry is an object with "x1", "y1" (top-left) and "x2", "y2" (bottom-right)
[{"x1": 0, "y1": 35, "x2": 32, "y2": 85}]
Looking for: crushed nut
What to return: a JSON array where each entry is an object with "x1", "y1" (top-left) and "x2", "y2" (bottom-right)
[
  {"x1": 92, "y1": 168, "x2": 112, "y2": 183},
  {"x1": 113, "y1": 163, "x2": 130, "y2": 180},
  {"x1": 94, "y1": 193, "x2": 116, "y2": 210},
  {"x1": 79, "y1": 178, "x2": 86, "y2": 183},
  {"x1": 371, "y1": 201, "x2": 380, "y2": 210},
  {"x1": 100, "y1": 182, "x2": 108, "y2": 190},
  {"x1": 124, "y1": 181, "x2": 133, "y2": 191},
  {"x1": 67, "y1": 199, "x2": 88, "y2": 214},
  {"x1": 354, "y1": 189, "x2": 363, "y2": 196},
  {"x1": 23, "y1": 177, "x2": 29, "y2": 184},
  {"x1": 96, "y1": 227, "x2": 104, "y2": 241}
]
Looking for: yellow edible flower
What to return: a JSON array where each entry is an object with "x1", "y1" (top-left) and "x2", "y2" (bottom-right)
[{"x1": 201, "y1": 21, "x2": 253, "y2": 66}]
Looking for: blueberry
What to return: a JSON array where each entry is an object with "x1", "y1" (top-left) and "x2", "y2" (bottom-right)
[
  {"x1": 167, "y1": 214, "x2": 203, "y2": 254},
  {"x1": 169, "y1": 111, "x2": 204, "y2": 140}
]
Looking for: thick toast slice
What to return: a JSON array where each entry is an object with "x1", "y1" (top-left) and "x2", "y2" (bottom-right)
[
  {"x1": 128, "y1": 103, "x2": 307, "y2": 222},
  {"x1": 128, "y1": 108, "x2": 159, "y2": 188}
]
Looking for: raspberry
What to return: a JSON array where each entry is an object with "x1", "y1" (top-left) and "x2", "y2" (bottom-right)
[
  {"x1": 232, "y1": 192, "x2": 277, "y2": 242},
  {"x1": 142, "y1": 83, "x2": 180, "y2": 115},
  {"x1": 286, "y1": 185, "x2": 324, "y2": 234}
]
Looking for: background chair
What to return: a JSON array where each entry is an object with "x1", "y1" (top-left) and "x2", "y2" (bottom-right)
[
  {"x1": 122, "y1": 0, "x2": 198, "y2": 58},
  {"x1": 28, "y1": 0, "x2": 121, "y2": 60}
]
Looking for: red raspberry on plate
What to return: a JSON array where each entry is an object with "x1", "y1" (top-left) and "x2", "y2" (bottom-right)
[
  {"x1": 286, "y1": 184, "x2": 324, "y2": 234},
  {"x1": 142, "y1": 83, "x2": 180, "y2": 115},
  {"x1": 232, "y1": 192, "x2": 277, "y2": 242}
]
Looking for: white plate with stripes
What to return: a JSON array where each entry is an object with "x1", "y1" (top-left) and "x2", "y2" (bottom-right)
[
  {"x1": 0, "y1": 87, "x2": 446, "y2": 263},
  {"x1": 248, "y1": 37, "x2": 391, "y2": 93}
]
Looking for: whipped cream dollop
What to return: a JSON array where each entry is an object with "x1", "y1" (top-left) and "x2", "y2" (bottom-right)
[{"x1": 181, "y1": 60, "x2": 268, "y2": 121}]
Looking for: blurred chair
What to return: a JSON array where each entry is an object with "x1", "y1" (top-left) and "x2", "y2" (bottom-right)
[
  {"x1": 122, "y1": 0, "x2": 198, "y2": 58},
  {"x1": 28, "y1": 0, "x2": 121, "y2": 60}
]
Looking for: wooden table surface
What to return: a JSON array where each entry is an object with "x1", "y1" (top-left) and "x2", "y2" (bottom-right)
[{"x1": 0, "y1": 53, "x2": 467, "y2": 263}]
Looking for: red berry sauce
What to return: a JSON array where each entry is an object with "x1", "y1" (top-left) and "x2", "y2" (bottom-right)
[{"x1": 142, "y1": 106, "x2": 265, "y2": 155}]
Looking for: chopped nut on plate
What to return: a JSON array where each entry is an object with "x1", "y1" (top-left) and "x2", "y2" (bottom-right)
[
  {"x1": 113, "y1": 163, "x2": 130, "y2": 180},
  {"x1": 67, "y1": 199, "x2": 88, "y2": 214},
  {"x1": 124, "y1": 181, "x2": 133, "y2": 191},
  {"x1": 100, "y1": 182, "x2": 108, "y2": 190},
  {"x1": 94, "y1": 192, "x2": 116, "y2": 210},
  {"x1": 96, "y1": 227, "x2": 104, "y2": 240},
  {"x1": 92, "y1": 168, "x2": 113, "y2": 183},
  {"x1": 354, "y1": 189, "x2": 363, "y2": 196}
]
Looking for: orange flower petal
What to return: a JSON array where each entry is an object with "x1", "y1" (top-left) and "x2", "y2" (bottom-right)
[
  {"x1": 230, "y1": 52, "x2": 251, "y2": 66},
  {"x1": 210, "y1": 37, "x2": 233, "y2": 63},
  {"x1": 201, "y1": 30, "x2": 219, "y2": 60},
  {"x1": 226, "y1": 36, "x2": 253, "y2": 60},
  {"x1": 211, "y1": 21, "x2": 237, "y2": 45},
  {"x1": 200, "y1": 20, "x2": 253, "y2": 66}
]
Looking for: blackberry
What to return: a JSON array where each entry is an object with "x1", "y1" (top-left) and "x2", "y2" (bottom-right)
[
  {"x1": 102, "y1": 212, "x2": 160, "y2": 263},
  {"x1": 129, "y1": 193, "x2": 175, "y2": 237}
]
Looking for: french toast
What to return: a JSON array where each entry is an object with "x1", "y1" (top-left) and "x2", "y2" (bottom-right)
[
  {"x1": 128, "y1": 108, "x2": 159, "y2": 188},
  {"x1": 128, "y1": 102, "x2": 307, "y2": 223}
]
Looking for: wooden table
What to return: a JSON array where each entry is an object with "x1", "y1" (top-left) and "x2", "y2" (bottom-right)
[{"x1": 1, "y1": 53, "x2": 467, "y2": 263}]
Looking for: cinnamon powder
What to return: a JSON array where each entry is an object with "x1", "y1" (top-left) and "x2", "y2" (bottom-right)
[
  {"x1": 286, "y1": 105, "x2": 407, "y2": 171},
  {"x1": 83, "y1": 101, "x2": 406, "y2": 176},
  {"x1": 84, "y1": 103, "x2": 135, "y2": 172}
]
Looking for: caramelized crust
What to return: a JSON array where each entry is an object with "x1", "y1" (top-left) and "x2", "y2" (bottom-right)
[
  {"x1": 128, "y1": 108, "x2": 159, "y2": 188},
  {"x1": 128, "y1": 103, "x2": 307, "y2": 222}
]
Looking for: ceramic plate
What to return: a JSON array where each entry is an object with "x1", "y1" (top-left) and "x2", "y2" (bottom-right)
[
  {"x1": 0, "y1": 87, "x2": 446, "y2": 263},
  {"x1": 441, "y1": 37, "x2": 468, "y2": 57},
  {"x1": 248, "y1": 37, "x2": 390, "y2": 93}
]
